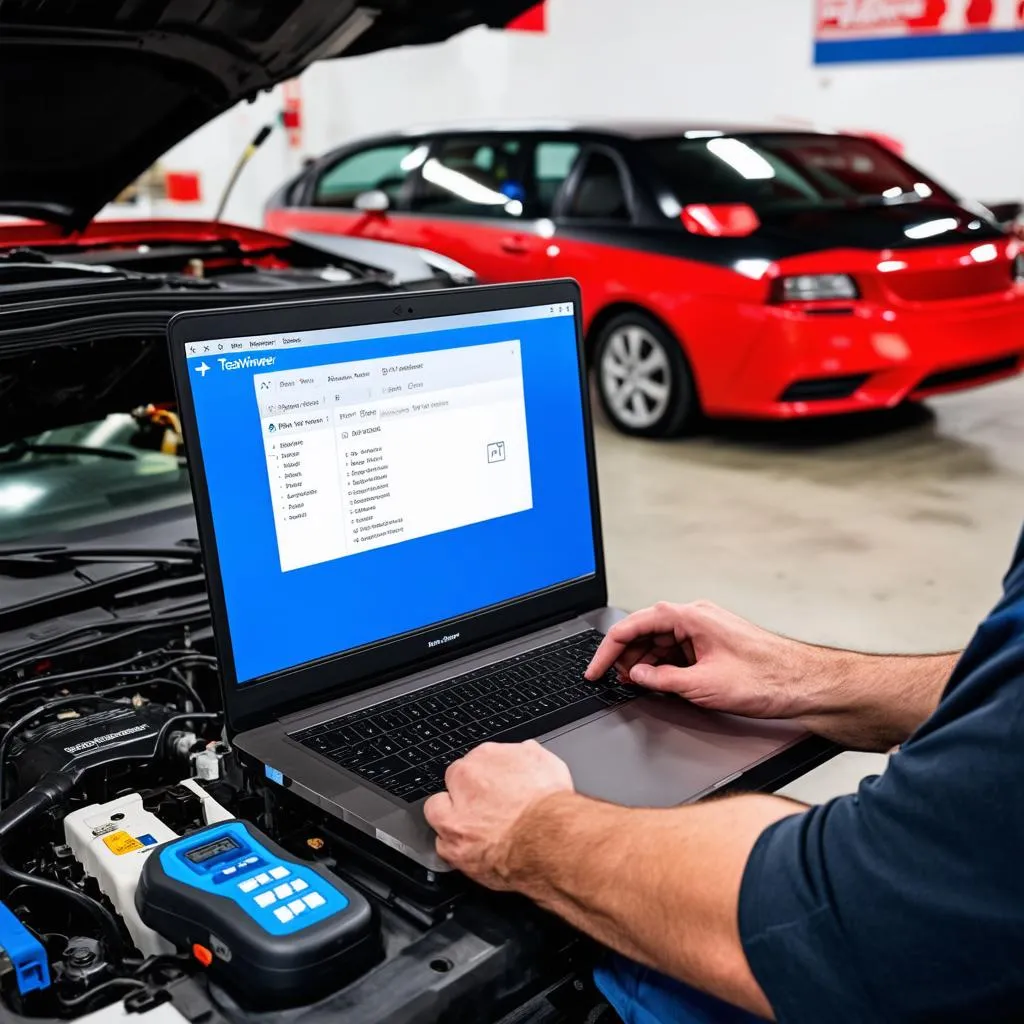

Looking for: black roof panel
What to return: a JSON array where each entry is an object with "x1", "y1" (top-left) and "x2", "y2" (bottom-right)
[{"x1": 399, "y1": 118, "x2": 819, "y2": 140}]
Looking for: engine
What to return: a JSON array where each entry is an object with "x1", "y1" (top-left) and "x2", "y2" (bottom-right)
[
  {"x1": 0, "y1": 584, "x2": 601, "y2": 1024},
  {"x1": 0, "y1": 596, "x2": 224, "y2": 1018}
]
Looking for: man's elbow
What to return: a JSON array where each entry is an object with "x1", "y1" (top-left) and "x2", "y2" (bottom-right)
[{"x1": 690, "y1": 934, "x2": 776, "y2": 1020}]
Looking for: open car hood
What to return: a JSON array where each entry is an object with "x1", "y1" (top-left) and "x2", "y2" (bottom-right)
[{"x1": 0, "y1": 0, "x2": 535, "y2": 231}]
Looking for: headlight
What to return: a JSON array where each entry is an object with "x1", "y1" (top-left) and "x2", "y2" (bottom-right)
[
  {"x1": 770, "y1": 273, "x2": 859, "y2": 303},
  {"x1": 1013, "y1": 253, "x2": 1024, "y2": 284}
]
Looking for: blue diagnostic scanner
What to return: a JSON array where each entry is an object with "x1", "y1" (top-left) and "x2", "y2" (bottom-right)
[{"x1": 136, "y1": 820, "x2": 379, "y2": 1006}]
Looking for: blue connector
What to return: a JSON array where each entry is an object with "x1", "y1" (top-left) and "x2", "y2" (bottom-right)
[{"x1": 0, "y1": 901, "x2": 49, "y2": 995}]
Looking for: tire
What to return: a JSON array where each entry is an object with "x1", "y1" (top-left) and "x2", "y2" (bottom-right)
[{"x1": 593, "y1": 311, "x2": 698, "y2": 438}]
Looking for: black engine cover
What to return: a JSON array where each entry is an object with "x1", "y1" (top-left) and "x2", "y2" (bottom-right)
[{"x1": 9, "y1": 703, "x2": 179, "y2": 791}]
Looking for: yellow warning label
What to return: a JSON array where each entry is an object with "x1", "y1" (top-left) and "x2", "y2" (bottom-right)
[{"x1": 102, "y1": 831, "x2": 144, "y2": 856}]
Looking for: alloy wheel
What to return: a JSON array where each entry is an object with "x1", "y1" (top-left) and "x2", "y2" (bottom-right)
[{"x1": 599, "y1": 324, "x2": 672, "y2": 430}]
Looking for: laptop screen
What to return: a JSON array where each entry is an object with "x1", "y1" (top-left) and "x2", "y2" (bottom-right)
[{"x1": 183, "y1": 301, "x2": 597, "y2": 685}]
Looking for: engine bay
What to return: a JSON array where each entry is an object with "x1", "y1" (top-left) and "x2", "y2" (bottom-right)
[
  {"x1": 0, "y1": 239, "x2": 372, "y2": 294},
  {"x1": 0, "y1": 564, "x2": 597, "y2": 1023},
  {"x1": 0, "y1": 323, "x2": 599, "y2": 1022}
]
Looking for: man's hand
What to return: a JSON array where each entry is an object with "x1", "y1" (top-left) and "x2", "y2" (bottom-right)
[
  {"x1": 586, "y1": 600, "x2": 959, "y2": 750},
  {"x1": 423, "y1": 740, "x2": 574, "y2": 888},
  {"x1": 427, "y1": 737, "x2": 791, "y2": 1019},
  {"x1": 585, "y1": 600, "x2": 825, "y2": 720}
]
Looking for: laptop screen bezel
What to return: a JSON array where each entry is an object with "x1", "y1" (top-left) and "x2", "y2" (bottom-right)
[{"x1": 168, "y1": 279, "x2": 607, "y2": 735}]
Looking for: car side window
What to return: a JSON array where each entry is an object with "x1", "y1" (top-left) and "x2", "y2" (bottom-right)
[
  {"x1": 411, "y1": 137, "x2": 529, "y2": 219},
  {"x1": 314, "y1": 143, "x2": 419, "y2": 208},
  {"x1": 534, "y1": 141, "x2": 582, "y2": 215},
  {"x1": 565, "y1": 151, "x2": 631, "y2": 222}
]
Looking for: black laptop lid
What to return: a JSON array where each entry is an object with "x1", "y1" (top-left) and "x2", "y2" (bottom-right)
[{"x1": 168, "y1": 280, "x2": 606, "y2": 733}]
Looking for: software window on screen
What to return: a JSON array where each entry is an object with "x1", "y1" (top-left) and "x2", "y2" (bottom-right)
[{"x1": 255, "y1": 341, "x2": 533, "y2": 572}]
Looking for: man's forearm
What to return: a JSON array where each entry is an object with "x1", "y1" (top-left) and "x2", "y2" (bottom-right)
[
  {"x1": 795, "y1": 648, "x2": 959, "y2": 751},
  {"x1": 504, "y1": 790, "x2": 805, "y2": 1019}
]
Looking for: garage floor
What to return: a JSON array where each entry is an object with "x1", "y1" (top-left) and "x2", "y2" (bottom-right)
[{"x1": 594, "y1": 373, "x2": 1024, "y2": 802}]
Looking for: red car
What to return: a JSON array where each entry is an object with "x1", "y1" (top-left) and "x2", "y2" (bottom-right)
[{"x1": 266, "y1": 123, "x2": 1024, "y2": 436}]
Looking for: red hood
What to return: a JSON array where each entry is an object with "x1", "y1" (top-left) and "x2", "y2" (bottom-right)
[{"x1": 0, "y1": 218, "x2": 298, "y2": 254}]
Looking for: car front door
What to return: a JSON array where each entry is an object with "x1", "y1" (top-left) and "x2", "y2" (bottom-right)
[
  {"x1": 394, "y1": 135, "x2": 582, "y2": 283},
  {"x1": 264, "y1": 139, "x2": 425, "y2": 242}
]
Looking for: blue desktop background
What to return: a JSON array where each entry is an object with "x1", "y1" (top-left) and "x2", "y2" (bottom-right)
[{"x1": 186, "y1": 312, "x2": 597, "y2": 683}]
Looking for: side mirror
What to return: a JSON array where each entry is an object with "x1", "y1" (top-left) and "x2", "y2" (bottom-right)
[{"x1": 354, "y1": 189, "x2": 390, "y2": 214}]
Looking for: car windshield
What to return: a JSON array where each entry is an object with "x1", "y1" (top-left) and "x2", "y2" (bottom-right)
[
  {"x1": 0, "y1": 413, "x2": 192, "y2": 543},
  {"x1": 643, "y1": 132, "x2": 952, "y2": 211}
]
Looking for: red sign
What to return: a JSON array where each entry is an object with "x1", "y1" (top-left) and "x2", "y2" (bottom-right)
[
  {"x1": 282, "y1": 79, "x2": 303, "y2": 151},
  {"x1": 506, "y1": 3, "x2": 546, "y2": 32},
  {"x1": 815, "y1": 0, "x2": 1024, "y2": 61},
  {"x1": 817, "y1": 0, "x2": 1002, "y2": 33},
  {"x1": 165, "y1": 171, "x2": 201, "y2": 203}
]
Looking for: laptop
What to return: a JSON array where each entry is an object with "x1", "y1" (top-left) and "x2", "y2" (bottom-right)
[{"x1": 169, "y1": 280, "x2": 810, "y2": 874}]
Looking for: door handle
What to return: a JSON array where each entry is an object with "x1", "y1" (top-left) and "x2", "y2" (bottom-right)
[{"x1": 500, "y1": 235, "x2": 529, "y2": 255}]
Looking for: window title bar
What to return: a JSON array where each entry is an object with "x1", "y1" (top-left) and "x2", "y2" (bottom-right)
[{"x1": 184, "y1": 303, "x2": 575, "y2": 360}]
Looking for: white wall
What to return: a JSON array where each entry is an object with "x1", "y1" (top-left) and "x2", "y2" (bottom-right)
[
  {"x1": 149, "y1": 0, "x2": 1024, "y2": 228},
  {"x1": 116, "y1": 89, "x2": 302, "y2": 226}
]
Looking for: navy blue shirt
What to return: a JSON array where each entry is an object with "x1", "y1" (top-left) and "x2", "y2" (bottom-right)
[{"x1": 739, "y1": 528, "x2": 1024, "y2": 1023}]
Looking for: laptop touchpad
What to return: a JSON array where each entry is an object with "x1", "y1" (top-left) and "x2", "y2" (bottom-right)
[{"x1": 542, "y1": 695, "x2": 806, "y2": 807}]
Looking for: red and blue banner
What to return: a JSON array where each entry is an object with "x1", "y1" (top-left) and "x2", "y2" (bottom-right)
[{"x1": 815, "y1": 1, "x2": 1024, "y2": 62}]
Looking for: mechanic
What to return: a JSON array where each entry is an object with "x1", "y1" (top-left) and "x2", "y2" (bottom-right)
[{"x1": 424, "y1": 527, "x2": 1024, "y2": 1022}]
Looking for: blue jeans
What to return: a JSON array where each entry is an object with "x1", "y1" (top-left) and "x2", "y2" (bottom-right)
[{"x1": 594, "y1": 956, "x2": 765, "y2": 1024}]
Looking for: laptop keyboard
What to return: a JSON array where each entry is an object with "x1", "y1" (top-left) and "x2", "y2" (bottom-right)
[{"x1": 290, "y1": 630, "x2": 637, "y2": 802}]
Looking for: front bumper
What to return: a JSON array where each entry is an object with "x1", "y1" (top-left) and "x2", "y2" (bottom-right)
[{"x1": 703, "y1": 291, "x2": 1024, "y2": 419}]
